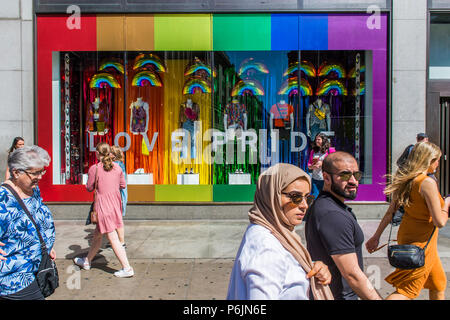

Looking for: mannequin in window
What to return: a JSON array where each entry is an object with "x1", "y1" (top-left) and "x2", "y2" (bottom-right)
[
  {"x1": 86, "y1": 97, "x2": 109, "y2": 136},
  {"x1": 269, "y1": 99, "x2": 294, "y2": 141},
  {"x1": 224, "y1": 98, "x2": 247, "y2": 139},
  {"x1": 306, "y1": 97, "x2": 331, "y2": 141},
  {"x1": 129, "y1": 97, "x2": 149, "y2": 135},
  {"x1": 179, "y1": 98, "x2": 200, "y2": 159}
]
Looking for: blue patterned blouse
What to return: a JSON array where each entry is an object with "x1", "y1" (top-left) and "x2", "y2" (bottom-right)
[{"x1": 0, "y1": 185, "x2": 55, "y2": 296}]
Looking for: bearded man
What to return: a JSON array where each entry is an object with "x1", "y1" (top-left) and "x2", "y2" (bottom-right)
[{"x1": 304, "y1": 151, "x2": 382, "y2": 300}]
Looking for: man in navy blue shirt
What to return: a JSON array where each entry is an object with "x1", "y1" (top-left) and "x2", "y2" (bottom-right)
[{"x1": 305, "y1": 151, "x2": 382, "y2": 300}]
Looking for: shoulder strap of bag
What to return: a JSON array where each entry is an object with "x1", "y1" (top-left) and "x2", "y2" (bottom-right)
[
  {"x1": 1, "y1": 183, "x2": 48, "y2": 252},
  {"x1": 388, "y1": 219, "x2": 436, "y2": 250},
  {"x1": 94, "y1": 164, "x2": 99, "y2": 191}
]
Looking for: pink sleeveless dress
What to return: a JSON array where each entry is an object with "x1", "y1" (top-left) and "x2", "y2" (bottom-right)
[{"x1": 87, "y1": 162, "x2": 126, "y2": 234}]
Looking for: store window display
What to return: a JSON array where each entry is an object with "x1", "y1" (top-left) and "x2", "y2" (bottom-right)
[
  {"x1": 305, "y1": 98, "x2": 331, "y2": 141},
  {"x1": 300, "y1": 51, "x2": 370, "y2": 182},
  {"x1": 87, "y1": 96, "x2": 110, "y2": 136},
  {"x1": 179, "y1": 98, "x2": 200, "y2": 159},
  {"x1": 51, "y1": 49, "x2": 372, "y2": 187},
  {"x1": 269, "y1": 99, "x2": 294, "y2": 140},
  {"x1": 126, "y1": 53, "x2": 165, "y2": 183},
  {"x1": 224, "y1": 98, "x2": 247, "y2": 133},
  {"x1": 129, "y1": 97, "x2": 149, "y2": 135},
  {"x1": 161, "y1": 53, "x2": 213, "y2": 184}
]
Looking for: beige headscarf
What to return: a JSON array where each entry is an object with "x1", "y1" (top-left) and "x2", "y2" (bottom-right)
[{"x1": 248, "y1": 163, "x2": 334, "y2": 300}]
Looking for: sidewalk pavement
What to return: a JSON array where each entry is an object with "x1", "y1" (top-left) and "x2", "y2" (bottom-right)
[{"x1": 48, "y1": 219, "x2": 450, "y2": 300}]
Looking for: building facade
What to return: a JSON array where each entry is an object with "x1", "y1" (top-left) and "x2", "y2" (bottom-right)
[{"x1": 0, "y1": 0, "x2": 443, "y2": 219}]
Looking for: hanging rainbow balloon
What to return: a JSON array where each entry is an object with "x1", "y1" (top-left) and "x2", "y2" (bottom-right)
[
  {"x1": 283, "y1": 61, "x2": 316, "y2": 78},
  {"x1": 184, "y1": 62, "x2": 215, "y2": 78},
  {"x1": 99, "y1": 61, "x2": 124, "y2": 74},
  {"x1": 278, "y1": 78, "x2": 298, "y2": 96},
  {"x1": 318, "y1": 62, "x2": 346, "y2": 78},
  {"x1": 300, "y1": 78, "x2": 313, "y2": 96},
  {"x1": 352, "y1": 82, "x2": 365, "y2": 95},
  {"x1": 133, "y1": 53, "x2": 166, "y2": 72},
  {"x1": 132, "y1": 70, "x2": 162, "y2": 87},
  {"x1": 89, "y1": 73, "x2": 121, "y2": 89},
  {"x1": 316, "y1": 79, "x2": 347, "y2": 96},
  {"x1": 182, "y1": 77, "x2": 211, "y2": 95},
  {"x1": 231, "y1": 79, "x2": 265, "y2": 96},
  {"x1": 348, "y1": 65, "x2": 366, "y2": 78},
  {"x1": 238, "y1": 58, "x2": 269, "y2": 76}
]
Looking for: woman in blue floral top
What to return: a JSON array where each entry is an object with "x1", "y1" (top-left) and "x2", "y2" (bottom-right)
[{"x1": 0, "y1": 146, "x2": 55, "y2": 300}]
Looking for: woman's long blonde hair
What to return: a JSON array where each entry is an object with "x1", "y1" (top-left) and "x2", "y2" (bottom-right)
[
  {"x1": 110, "y1": 145, "x2": 124, "y2": 162},
  {"x1": 96, "y1": 142, "x2": 114, "y2": 171},
  {"x1": 384, "y1": 141, "x2": 441, "y2": 207}
]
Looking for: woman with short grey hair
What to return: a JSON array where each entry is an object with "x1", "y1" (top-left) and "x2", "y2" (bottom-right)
[{"x1": 0, "y1": 145, "x2": 56, "y2": 300}]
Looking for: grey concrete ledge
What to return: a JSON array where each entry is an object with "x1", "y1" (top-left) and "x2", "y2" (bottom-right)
[{"x1": 47, "y1": 203, "x2": 390, "y2": 220}]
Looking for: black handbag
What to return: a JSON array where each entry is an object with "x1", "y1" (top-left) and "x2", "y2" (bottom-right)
[
  {"x1": 2, "y1": 183, "x2": 59, "y2": 298},
  {"x1": 387, "y1": 220, "x2": 435, "y2": 270}
]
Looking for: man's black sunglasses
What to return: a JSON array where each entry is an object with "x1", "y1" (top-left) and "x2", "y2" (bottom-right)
[{"x1": 325, "y1": 170, "x2": 363, "y2": 181}]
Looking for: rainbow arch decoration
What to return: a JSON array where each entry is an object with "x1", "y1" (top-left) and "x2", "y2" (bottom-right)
[
  {"x1": 132, "y1": 70, "x2": 163, "y2": 87},
  {"x1": 283, "y1": 61, "x2": 316, "y2": 78},
  {"x1": 300, "y1": 78, "x2": 313, "y2": 96},
  {"x1": 184, "y1": 62, "x2": 216, "y2": 77},
  {"x1": 318, "y1": 62, "x2": 346, "y2": 78},
  {"x1": 89, "y1": 73, "x2": 121, "y2": 89},
  {"x1": 231, "y1": 79, "x2": 265, "y2": 96},
  {"x1": 278, "y1": 78, "x2": 298, "y2": 96},
  {"x1": 99, "y1": 60, "x2": 124, "y2": 74},
  {"x1": 316, "y1": 79, "x2": 347, "y2": 96},
  {"x1": 182, "y1": 77, "x2": 211, "y2": 95},
  {"x1": 278, "y1": 78, "x2": 313, "y2": 96},
  {"x1": 238, "y1": 58, "x2": 269, "y2": 76},
  {"x1": 133, "y1": 53, "x2": 166, "y2": 72}
]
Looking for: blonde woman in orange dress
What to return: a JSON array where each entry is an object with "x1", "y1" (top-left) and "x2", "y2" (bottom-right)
[{"x1": 366, "y1": 142, "x2": 450, "y2": 300}]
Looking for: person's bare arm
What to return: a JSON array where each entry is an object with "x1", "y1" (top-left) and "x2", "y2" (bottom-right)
[
  {"x1": 366, "y1": 201, "x2": 398, "y2": 253},
  {"x1": 421, "y1": 177, "x2": 449, "y2": 228},
  {"x1": 332, "y1": 252, "x2": 382, "y2": 300}
]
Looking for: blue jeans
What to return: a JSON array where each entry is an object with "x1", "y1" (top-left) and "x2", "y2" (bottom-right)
[
  {"x1": 181, "y1": 120, "x2": 196, "y2": 159},
  {"x1": 311, "y1": 178, "x2": 324, "y2": 199}
]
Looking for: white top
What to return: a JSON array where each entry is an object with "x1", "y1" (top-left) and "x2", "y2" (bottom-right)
[
  {"x1": 227, "y1": 224, "x2": 310, "y2": 300},
  {"x1": 311, "y1": 151, "x2": 326, "y2": 181}
]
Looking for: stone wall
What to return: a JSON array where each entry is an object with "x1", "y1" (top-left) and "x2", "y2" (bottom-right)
[
  {"x1": 391, "y1": 0, "x2": 428, "y2": 171},
  {"x1": 0, "y1": 0, "x2": 34, "y2": 180}
]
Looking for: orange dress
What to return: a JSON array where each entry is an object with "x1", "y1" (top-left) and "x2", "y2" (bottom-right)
[{"x1": 385, "y1": 174, "x2": 447, "y2": 298}]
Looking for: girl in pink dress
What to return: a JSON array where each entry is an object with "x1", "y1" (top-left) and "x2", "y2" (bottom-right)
[{"x1": 73, "y1": 143, "x2": 134, "y2": 278}]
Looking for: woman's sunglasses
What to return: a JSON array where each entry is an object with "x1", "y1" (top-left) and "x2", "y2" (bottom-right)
[{"x1": 282, "y1": 192, "x2": 315, "y2": 206}]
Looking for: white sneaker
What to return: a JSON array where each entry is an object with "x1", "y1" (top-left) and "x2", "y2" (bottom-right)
[
  {"x1": 114, "y1": 267, "x2": 134, "y2": 278},
  {"x1": 73, "y1": 257, "x2": 91, "y2": 270}
]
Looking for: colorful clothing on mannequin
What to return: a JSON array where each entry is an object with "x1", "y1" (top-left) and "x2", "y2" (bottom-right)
[
  {"x1": 308, "y1": 100, "x2": 330, "y2": 141},
  {"x1": 86, "y1": 99, "x2": 109, "y2": 134},
  {"x1": 179, "y1": 101, "x2": 200, "y2": 159},
  {"x1": 270, "y1": 102, "x2": 294, "y2": 141},
  {"x1": 225, "y1": 102, "x2": 247, "y2": 130},
  {"x1": 129, "y1": 100, "x2": 149, "y2": 134}
]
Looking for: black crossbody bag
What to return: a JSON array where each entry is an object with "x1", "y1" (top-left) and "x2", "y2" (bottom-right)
[
  {"x1": 387, "y1": 220, "x2": 435, "y2": 270},
  {"x1": 2, "y1": 183, "x2": 59, "y2": 297}
]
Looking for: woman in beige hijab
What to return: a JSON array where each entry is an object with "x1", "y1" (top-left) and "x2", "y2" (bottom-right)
[{"x1": 227, "y1": 163, "x2": 334, "y2": 300}]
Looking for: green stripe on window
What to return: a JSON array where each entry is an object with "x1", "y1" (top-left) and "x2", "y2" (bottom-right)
[
  {"x1": 213, "y1": 14, "x2": 271, "y2": 51},
  {"x1": 213, "y1": 185, "x2": 256, "y2": 202}
]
